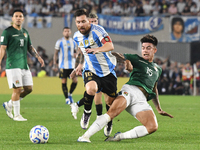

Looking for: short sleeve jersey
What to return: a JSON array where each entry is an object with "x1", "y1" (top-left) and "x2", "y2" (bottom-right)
[
  {"x1": 73, "y1": 24, "x2": 116, "y2": 77},
  {"x1": 1, "y1": 26, "x2": 31, "y2": 69},
  {"x1": 55, "y1": 37, "x2": 77, "y2": 69},
  {"x1": 124, "y1": 54, "x2": 162, "y2": 100}
]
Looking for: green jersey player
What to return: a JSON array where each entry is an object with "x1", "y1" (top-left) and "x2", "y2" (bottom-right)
[
  {"x1": 77, "y1": 34, "x2": 174, "y2": 143},
  {"x1": 0, "y1": 9, "x2": 44, "y2": 121}
]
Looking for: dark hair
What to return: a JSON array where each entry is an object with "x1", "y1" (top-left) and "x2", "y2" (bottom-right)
[
  {"x1": 89, "y1": 13, "x2": 98, "y2": 19},
  {"x1": 140, "y1": 34, "x2": 158, "y2": 46},
  {"x1": 63, "y1": 27, "x2": 70, "y2": 30},
  {"x1": 12, "y1": 9, "x2": 24, "y2": 16},
  {"x1": 171, "y1": 17, "x2": 184, "y2": 33},
  {"x1": 74, "y1": 9, "x2": 88, "y2": 18}
]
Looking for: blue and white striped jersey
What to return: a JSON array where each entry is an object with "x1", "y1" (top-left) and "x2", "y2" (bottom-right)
[
  {"x1": 73, "y1": 24, "x2": 116, "y2": 77},
  {"x1": 55, "y1": 37, "x2": 77, "y2": 69}
]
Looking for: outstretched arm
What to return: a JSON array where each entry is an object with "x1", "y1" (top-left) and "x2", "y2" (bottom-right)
[
  {"x1": 111, "y1": 52, "x2": 126, "y2": 63},
  {"x1": 112, "y1": 52, "x2": 133, "y2": 72},
  {"x1": 152, "y1": 82, "x2": 174, "y2": 118},
  {"x1": 28, "y1": 45, "x2": 45, "y2": 67}
]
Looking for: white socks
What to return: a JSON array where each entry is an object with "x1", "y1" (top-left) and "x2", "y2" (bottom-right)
[
  {"x1": 84, "y1": 113, "x2": 111, "y2": 138},
  {"x1": 120, "y1": 125, "x2": 149, "y2": 140},
  {"x1": 13, "y1": 100, "x2": 20, "y2": 117}
]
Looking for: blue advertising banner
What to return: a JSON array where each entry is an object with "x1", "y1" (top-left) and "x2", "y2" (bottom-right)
[
  {"x1": 98, "y1": 14, "x2": 164, "y2": 35},
  {"x1": 27, "y1": 16, "x2": 52, "y2": 28},
  {"x1": 170, "y1": 16, "x2": 200, "y2": 42}
]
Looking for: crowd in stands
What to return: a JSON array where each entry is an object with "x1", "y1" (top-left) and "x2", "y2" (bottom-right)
[{"x1": 1, "y1": 0, "x2": 200, "y2": 17}]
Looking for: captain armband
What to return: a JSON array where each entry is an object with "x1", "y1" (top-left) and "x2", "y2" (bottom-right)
[{"x1": 101, "y1": 36, "x2": 112, "y2": 44}]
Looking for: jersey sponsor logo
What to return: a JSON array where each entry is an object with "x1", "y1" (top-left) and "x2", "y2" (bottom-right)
[
  {"x1": 1, "y1": 36, "x2": 4, "y2": 42},
  {"x1": 12, "y1": 34, "x2": 19, "y2": 37},
  {"x1": 147, "y1": 67, "x2": 153, "y2": 76}
]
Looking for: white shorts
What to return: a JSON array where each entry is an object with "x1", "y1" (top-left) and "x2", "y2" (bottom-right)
[
  {"x1": 6, "y1": 68, "x2": 33, "y2": 89},
  {"x1": 120, "y1": 84, "x2": 154, "y2": 118}
]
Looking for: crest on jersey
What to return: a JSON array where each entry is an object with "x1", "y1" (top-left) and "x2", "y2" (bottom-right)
[
  {"x1": 16, "y1": 80, "x2": 19, "y2": 84},
  {"x1": 123, "y1": 91, "x2": 128, "y2": 96},
  {"x1": 23, "y1": 33, "x2": 27, "y2": 38},
  {"x1": 154, "y1": 66, "x2": 158, "y2": 71}
]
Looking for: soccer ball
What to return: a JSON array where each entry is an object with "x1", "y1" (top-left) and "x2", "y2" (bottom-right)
[{"x1": 29, "y1": 125, "x2": 49, "y2": 144}]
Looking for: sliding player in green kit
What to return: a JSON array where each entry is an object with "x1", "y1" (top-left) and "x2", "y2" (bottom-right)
[
  {"x1": 77, "y1": 34, "x2": 173, "y2": 143},
  {"x1": 0, "y1": 9, "x2": 44, "y2": 121}
]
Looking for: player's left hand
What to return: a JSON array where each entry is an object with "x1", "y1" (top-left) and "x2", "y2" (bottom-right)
[
  {"x1": 38, "y1": 56, "x2": 45, "y2": 67},
  {"x1": 85, "y1": 48, "x2": 99, "y2": 54},
  {"x1": 158, "y1": 110, "x2": 174, "y2": 118}
]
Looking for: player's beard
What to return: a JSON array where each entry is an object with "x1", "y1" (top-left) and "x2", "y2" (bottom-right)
[{"x1": 79, "y1": 27, "x2": 90, "y2": 35}]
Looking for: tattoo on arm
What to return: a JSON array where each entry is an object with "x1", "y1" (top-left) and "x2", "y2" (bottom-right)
[
  {"x1": 112, "y1": 52, "x2": 126, "y2": 62},
  {"x1": 28, "y1": 45, "x2": 40, "y2": 58},
  {"x1": 75, "y1": 52, "x2": 84, "y2": 67}
]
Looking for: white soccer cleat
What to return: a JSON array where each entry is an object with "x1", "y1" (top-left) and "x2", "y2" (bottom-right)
[
  {"x1": 13, "y1": 115, "x2": 27, "y2": 121},
  {"x1": 104, "y1": 121, "x2": 113, "y2": 137},
  {"x1": 80, "y1": 112, "x2": 91, "y2": 130},
  {"x1": 70, "y1": 103, "x2": 79, "y2": 119},
  {"x1": 3, "y1": 102, "x2": 13, "y2": 119},
  {"x1": 105, "y1": 132, "x2": 121, "y2": 142},
  {"x1": 77, "y1": 136, "x2": 91, "y2": 143}
]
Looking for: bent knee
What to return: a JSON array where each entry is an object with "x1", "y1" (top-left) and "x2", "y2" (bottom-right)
[
  {"x1": 146, "y1": 123, "x2": 158, "y2": 134},
  {"x1": 86, "y1": 87, "x2": 97, "y2": 95}
]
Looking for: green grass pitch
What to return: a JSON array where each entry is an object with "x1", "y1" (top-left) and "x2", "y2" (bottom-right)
[{"x1": 0, "y1": 94, "x2": 200, "y2": 150}]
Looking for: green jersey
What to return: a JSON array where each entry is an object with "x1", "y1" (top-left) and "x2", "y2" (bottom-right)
[
  {"x1": 124, "y1": 54, "x2": 162, "y2": 100},
  {"x1": 1, "y1": 26, "x2": 31, "y2": 69}
]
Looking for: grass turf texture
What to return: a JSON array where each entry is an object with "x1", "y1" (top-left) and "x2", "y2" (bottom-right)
[{"x1": 0, "y1": 94, "x2": 200, "y2": 150}]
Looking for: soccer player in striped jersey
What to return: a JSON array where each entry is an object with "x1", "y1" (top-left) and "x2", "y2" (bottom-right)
[
  {"x1": 53, "y1": 27, "x2": 78, "y2": 105},
  {"x1": 88, "y1": 13, "x2": 113, "y2": 137},
  {"x1": 70, "y1": 9, "x2": 117, "y2": 131},
  {"x1": 0, "y1": 9, "x2": 45, "y2": 121},
  {"x1": 77, "y1": 34, "x2": 173, "y2": 143}
]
